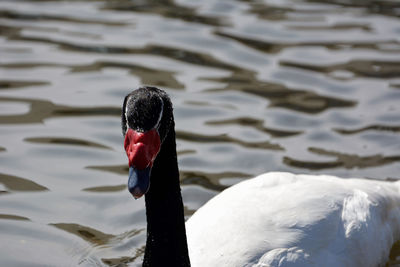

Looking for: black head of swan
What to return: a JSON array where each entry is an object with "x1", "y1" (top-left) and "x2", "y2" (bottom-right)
[{"x1": 122, "y1": 87, "x2": 400, "y2": 267}]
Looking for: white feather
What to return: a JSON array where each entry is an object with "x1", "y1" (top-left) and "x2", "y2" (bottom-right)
[
  {"x1": 125, "y1": 95, "x2": 130, "y2": 132},
  {"x1": 186, "y1": 172, "x2": 400, "y2": 267}
]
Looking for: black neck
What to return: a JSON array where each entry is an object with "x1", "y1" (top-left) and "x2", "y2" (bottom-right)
[{"x1": 143, "y1": 122, "x2": 190, "y2": 267}]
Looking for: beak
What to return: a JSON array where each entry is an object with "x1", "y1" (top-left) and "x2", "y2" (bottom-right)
[{"x1": 128, "y1": 166, "x2": 151, "y2": 199}]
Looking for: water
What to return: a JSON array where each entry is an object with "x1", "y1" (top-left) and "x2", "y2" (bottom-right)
[{"x1": 0, "y1": 0, "x2": 399, "y2": 266}]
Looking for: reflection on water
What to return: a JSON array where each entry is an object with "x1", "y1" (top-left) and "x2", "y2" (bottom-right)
[
  {"x1": 0, "y1": 173, "x2": 48, "y2": 192},
  {"x1": 25, "y1": 136, "x2": 112, "y2": 150},
  {"x1": 0, "y1": 0, "x2": 399, "y2": 265},
  {"x1": 284, "y1": 147, "x2": 400, "y2": 171}
]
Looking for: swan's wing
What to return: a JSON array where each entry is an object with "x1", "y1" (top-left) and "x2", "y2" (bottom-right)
[{"x1": 186, "y1": 172, "x2": 400, "y2": 267}]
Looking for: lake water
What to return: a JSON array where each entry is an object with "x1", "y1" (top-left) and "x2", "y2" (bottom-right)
[{"x1": 0, "y1": 0, "x2": 400, "y2": 266}]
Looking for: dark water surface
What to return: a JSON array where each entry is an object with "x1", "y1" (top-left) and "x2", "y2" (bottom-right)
[{"x1": 1, "y1": 0, "x2": 400, "y2": 266}]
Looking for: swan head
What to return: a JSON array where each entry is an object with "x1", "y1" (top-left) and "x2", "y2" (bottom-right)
[{"x1": 121, "y1": 86, "x2": 173, "y2": 199}]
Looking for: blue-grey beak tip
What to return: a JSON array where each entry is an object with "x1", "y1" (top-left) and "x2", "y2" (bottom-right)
[{"x1": 128, "y1": 166, "x2": 151, "y2": 199}]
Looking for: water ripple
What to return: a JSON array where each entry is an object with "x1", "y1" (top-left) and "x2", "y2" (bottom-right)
[
  {"x1": 205, "y1": 74, "x2": 356, "y2": 114},
  {"x1": 0, "y1": 97, "x2": 120, "y2": 124},
  {"x1": 0, "y1": 214, "x2": 30, "y2": 221},
  {"x1": 284, "y1": 147, "x2": 400, "y2": 171},
  {"x1": 206, "y1": 117, "x2": 302, "y2": 137},
  {"x1": 25, "y1": 137, "x2": 112, "y2": 150},
  {"x1": 0, "y1": 9, "x2": 127, "y2": 26},
  {"x1": 0, "y1": 173, "x2": 48, "y2": 192},
  {"x1": 334, "y1": 124, "x2": 400, "y2": 135},
  {"x1": 215, "y1": 30, "x2": 399, "y2": 54},
  {"x1": 0, "y1": 80, "x2": 50, "y2": 89},
  {"x1": 51, "y1": 223, "x2": 116, "y2": 247},
  {"x1": 281, "y1": 60, "x2": 400, "y2": 79},
  {"x1": 102, "y1": 0, "x2": 227, "y2": 26},
  {"x1": 83, "y1": 185, "x2": 126, "y2": 193},
  {"x1": 177, "y1": 130, "x2": 283, "y2": 150}
]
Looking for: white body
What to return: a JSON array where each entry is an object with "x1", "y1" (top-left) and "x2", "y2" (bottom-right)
[{"x1": 186, "y1": 172, "x2": 400, "y2": 267}]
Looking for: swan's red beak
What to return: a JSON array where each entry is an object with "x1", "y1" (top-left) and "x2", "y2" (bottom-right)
[{"x1": 124, "y1": 128, "x2": 161, "y2": 198}]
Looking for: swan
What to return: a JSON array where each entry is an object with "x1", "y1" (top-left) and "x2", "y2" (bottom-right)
[{"x1": 121, "y1": 86, "x2": 400, "y2": 267}]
